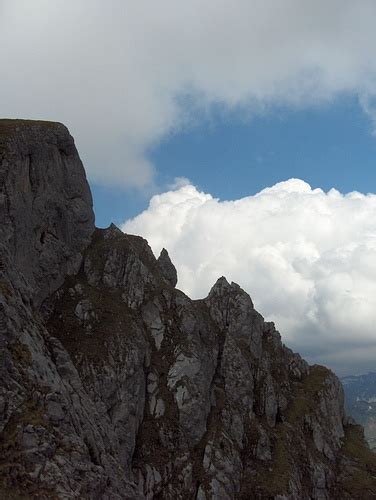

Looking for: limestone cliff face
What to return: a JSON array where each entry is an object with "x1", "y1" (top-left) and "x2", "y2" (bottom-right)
[
  {"x1": 0, "y1": 119, "x2": 94, "y2": 306},
  {"x1": 1, "y1": 120, "x2": 376, "y2": 499}
]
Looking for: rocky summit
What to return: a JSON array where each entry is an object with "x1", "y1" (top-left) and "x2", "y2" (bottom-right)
[{"x1": 1, "y1": 120, "x2": 376, "y2": 500}]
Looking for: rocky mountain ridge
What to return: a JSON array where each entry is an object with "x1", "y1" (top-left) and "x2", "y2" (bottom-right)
[
  {"x1": 1, "y1": 119, "x2": 376, "y2": 499},
  {"x1": 342, "y1": 373, "x2": 376, "y2": 452}
]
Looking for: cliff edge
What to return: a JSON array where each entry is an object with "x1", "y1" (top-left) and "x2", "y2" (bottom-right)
[{"x1": 0, "y1": 119, "x2": 375, "y2": 499}]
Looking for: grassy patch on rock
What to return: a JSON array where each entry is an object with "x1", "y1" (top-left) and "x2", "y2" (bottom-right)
[{"x1": 288, "y1": 365, "x2": 330, "y2": 423}]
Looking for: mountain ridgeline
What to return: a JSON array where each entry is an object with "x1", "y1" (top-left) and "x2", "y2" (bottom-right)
[
  {"x1": 1, "y1": 119, "x2": 376, "y2": 499},
  {"x1": 342, "y1": 372, "x2": 376, "y2": 452}
]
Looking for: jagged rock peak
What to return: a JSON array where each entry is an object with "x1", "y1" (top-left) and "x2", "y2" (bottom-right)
[
  {"x1": 1, "y1": 120, "x2": 376, "y2": 499},
  {"x1": 0, "y1": 119, "x2": 95, "y2": 305},
  {"x1": 207, "y1": 275, "x2": 232, "y2": 296},
  {"x1": 208, "y1": 276, "x2": 252, "y2": 301},
  {"x1": 157, "y1": 247, "x2": 177, "y2": 287},
  {"x1": 103, "y1": 222, "x2": 124, "y2": 239}
]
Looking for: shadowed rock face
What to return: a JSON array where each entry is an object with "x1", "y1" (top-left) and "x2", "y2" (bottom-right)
[
  {"x1": 157, "y1": 248, "x2": 177, "y2": 287},
  {"x1": 1, "y1": 120, "x2": 376, "y2": 499},
  {"x1": 0, "y1": 119, "x2": 94, "y2": 306}
]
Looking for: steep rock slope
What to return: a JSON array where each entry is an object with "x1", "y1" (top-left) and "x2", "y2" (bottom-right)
[
  {"x1": 1, "y1": 119, "x2": 376, "y2": 499},
  {"x1": 0, "y1": 119, "x2": 94, "y2": 305}
]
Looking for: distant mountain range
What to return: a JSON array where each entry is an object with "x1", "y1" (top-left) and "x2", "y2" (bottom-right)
[{"x1": 342, "y1": 372, "x2": 376, "y2": 451}]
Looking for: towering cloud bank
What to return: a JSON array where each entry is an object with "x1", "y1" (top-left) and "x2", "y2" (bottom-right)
[{"x1": 123, "y1": 179, "x2": 376, "y2": 373}]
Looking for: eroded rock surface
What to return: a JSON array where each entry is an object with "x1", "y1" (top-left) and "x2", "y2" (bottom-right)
[
  {"x1": 157, "y1": 248, "x2": 177, "y2": 287},
  {"x1": 1, "y1": 119, "x2": 376, "y2": 499},
  {"x1": 0, "y1": 119, "x2": 94, "y2": 306}
]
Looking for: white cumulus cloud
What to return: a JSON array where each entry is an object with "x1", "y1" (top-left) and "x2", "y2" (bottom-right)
[
  {"x1": 2, "y1": 1, "x2": 376, "y2": 188},
  {"x1": 122, "y1": 179, "x2": 376, "y2": 374}
]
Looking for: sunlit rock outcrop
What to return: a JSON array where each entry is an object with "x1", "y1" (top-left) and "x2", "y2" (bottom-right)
[{"x1": 1, "y1": 120, "x2": 376, "y2": 499}]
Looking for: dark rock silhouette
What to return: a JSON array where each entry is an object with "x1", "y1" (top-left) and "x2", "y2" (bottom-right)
[
  {"x1": 0, "y1": 119, "x2": 375, "y2": 499},
  {"x1": 0, "y1": 119, "x2": 94, "y2": 306},
  {"x1": 157, "y1": 248, "x2": 178, "y2": 287}
]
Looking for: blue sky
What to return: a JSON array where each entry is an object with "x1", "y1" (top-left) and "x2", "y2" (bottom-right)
[
  {"x1": 92, "y1": 95, "x2": 376, "y2": 228},
  {"x1": 3, "y1": 1, "x2": 376, "y2": 374}
]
